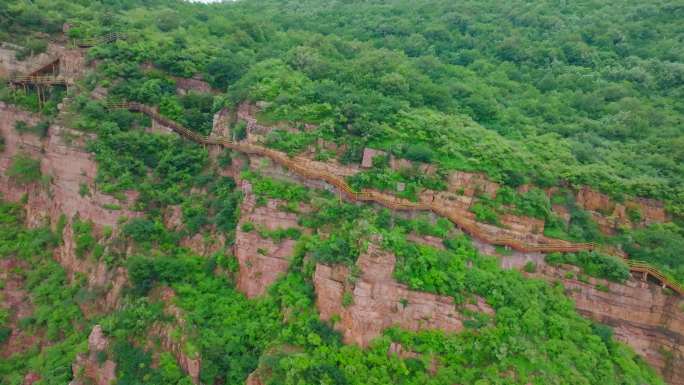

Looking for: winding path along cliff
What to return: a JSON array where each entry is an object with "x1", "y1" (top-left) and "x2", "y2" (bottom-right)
[
  {"x1": 2, "y1": 98, "x2": 683, "y2": 384},
  {"x1": 143, "y1": 101, "x2": 684, "y2": 384}
]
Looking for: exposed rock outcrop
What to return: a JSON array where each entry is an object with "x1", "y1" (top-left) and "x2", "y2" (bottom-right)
[
  {"x1": 447, "y1": 171, "x2": 499, "y2": 198},
  {"x1": 245, "y1": 371, "x2": 265, "y2": 385},
  {"x1": 0, "y1": 42, "x2": 56, "y2": 77},
  {"x1": 0, "y1": 259, "x2": 40, "y2": 358},
  {"x1": 314, "y1": 243, "x2": 493, "y2": 347},
  {"x1": 1, "y1": 103, "x2": 137, "y2": 310},
  {"x1": 529, "y1": 264, "x2": 684, "y2": 385},
  {"x1": 361, "y1": 148, "x2": 387, "y2": 169},
  {"x1": 174, "y1": 75, "x2": 212, "y2": 95},
  {"x1": 0, "y1": 42, "x2": 85, "y2": 80},
  {"x1": 69, "y1": 325, "x2": 117, "y2": 385},
  {"x1": 574, "y1": 186, "x2": 668, "y2": 227},
  {"x1": 237, "y1": 102, "x2": 275, "y2": 143},
  {"x1": 149, "y1": 287, "x2": 202, "y2": 384},
  {"x1": 234, "y1": 180, "x2": 304, "y2": 298}
]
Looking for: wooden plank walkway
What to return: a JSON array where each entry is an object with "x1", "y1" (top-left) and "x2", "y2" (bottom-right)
[{"x1": 107, "y1": 102, "x2": 683, "y2": 295}]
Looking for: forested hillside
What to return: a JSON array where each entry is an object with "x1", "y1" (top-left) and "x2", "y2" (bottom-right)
[{"x1": 0, "y1": 0, "x2": 683, "y2": 384}]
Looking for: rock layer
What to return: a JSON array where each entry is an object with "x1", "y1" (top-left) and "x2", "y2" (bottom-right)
[
  {"x1": 0, "y1": 259, "x2": 39, "y2": 358},
  {"x1": 69, "y1": 325, "x2": 117, "y2": 385},
  {"x1": 314, "y1": 243, "x2": 493, "y2": 347},
  {"x1": 234, "y1": 180, "x2": 303, "y2": 298},
  {"x1": 529, "y1": 264, "x2": 684, "y2": 385},
  {"x1": 149, "y1": 287, "x2": 202, "y2": 384},
  {"x1": 1, "y1": 103, "x2": 136, "y2": 310}
]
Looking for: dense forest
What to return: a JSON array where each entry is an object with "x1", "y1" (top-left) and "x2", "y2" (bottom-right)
[{"x1": 0, "y1": 0, "x2": 683, "y2": 384}]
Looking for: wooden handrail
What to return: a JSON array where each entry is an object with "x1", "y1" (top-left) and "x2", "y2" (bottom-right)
[
  {"x1": 77, "y1": 32, "x2": 127, "y2": 48},
  {"x1": 9, "y1": 75, "x2": 67, "y2": 85},
  {"x1": 108, "y1": 101, "x2": 683, "y2": 295}
]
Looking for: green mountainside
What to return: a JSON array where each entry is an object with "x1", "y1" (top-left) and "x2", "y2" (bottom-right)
[{"x1": 0, "y1": 1, "x2": 682, "y2": 384}]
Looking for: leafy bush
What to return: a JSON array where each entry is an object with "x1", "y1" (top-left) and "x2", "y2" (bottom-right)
[
  {"x1": 403, "y1": 143, "x2": 435, "y2": 163},
  {"x1": 7, "y1": 154, "x2": 41, "y2": 185},
  {"x1": 265, "y1": 129, "x2": 316, "y2": 155},
  {"x1": 233, "y1": 120, "x2": 247, "y2": 141},
  {"x1": 624, "y1": 223, "x2": 684, "y2": 284},
  {"x1": 15, "y1": 120, "x2": 49, "y2": 137},
  {"x1": 72, "y1": 217, "x2": 95, "y2": 258},
  {"x1": 15, "y1": 37, "x2": 47, "y2": 60},
  {"x1": 470, "y1": 202, "x2": 499, "y2": 225},
  {"x1": 243, "y1": 171, "x2": 310, "y2": 203},
  {"x1": 546, "y1": 251, "x2": 630, "y2": 282}
]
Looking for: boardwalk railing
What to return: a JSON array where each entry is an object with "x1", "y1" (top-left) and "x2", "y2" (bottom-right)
[
  {"x1": 9, "y1": 75, "x2": 67, "y2": 86},
  {"x1": 77, "y1": 32, "x2": 127, "y2": 48},
  {"x1": 108, "y1": 101, "x2": 683, "y2": 295}
]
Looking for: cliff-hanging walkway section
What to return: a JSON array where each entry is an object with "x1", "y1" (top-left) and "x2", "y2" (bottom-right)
[
  {"x1": 77, "y1": 32, "x2": 127, "y2": 48},
  {"x1": 107, "y1": 101, "x2": 683, "y2": 295}
]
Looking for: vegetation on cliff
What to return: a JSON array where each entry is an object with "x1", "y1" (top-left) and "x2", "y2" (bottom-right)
[{"x1": 1, "y1": 0, "x2": 683, "y2": 383}]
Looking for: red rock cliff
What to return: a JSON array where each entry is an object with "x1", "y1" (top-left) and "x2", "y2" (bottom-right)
[
  {"x1": 313, "y1": 242, "x2": 493, "y2": 347},
  {"x1": 234, "y1": 180, "x2": 304, "y2": 298},
  {"x1": 474, "y1": 241, "x2": 684, "y2": 384},
  {"x1": 1, "y1": 103, "x2": 138, "y2": 310}
]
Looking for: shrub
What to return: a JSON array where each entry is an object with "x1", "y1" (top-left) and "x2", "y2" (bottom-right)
[
  {"x1": 218, "y1": 149, "x2": 233, "y2": 167},
  {"x1": 15, "y1": 120, "x2": 49, "y2": 137},
  {"x1": 233, "y1": 120, "x2": 247, "y2": 141},
  {"x1": 546, "y1": 251, "x2": 629, "y2": 282},
  {"x1": 73, "y1": 217, "x2": 96, "y2": 258},
  {"x1": 403, "y1": 143, "x2": 435, "y2": 163},
  {"x1": 626, "y1": 207, "x2": 642, "y2": 222},
  {"x1": 15, "y1": 38, "x2": 47, "y2": 60},
  {"x1": 79, "y1": 183, "x2": 90, "y2": 197},
  {"x1": 342, "y1": 292, "x2": 354, "y2": 307},
  {"x1": 470, "y1": 202, "x2": 499, "y2": 225},
  {"x1": 0, "y1": 327, "x2": 10, "y2": 344},
  {"x1": 7, "y1": 154, "x2": 41, "y2": 184}
]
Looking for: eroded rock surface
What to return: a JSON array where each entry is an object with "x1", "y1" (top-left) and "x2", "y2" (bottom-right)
[
  {"x1": 149, "y1": 287, "x2": 202, "y2": 384},
  {"x1": 507, "y1": 259, "x2": 684, "y2": 385},
  {"x1": 1, "y1": 103, "x2": 136, "y2": 310},
  {"x1": 0, "y1": 259, "x2": 40, "y2": 358},
  {"x1": 314, "y1": 243, "x2": 493, "y2": 347},
  {"x1": 69, "y1": 325, "x2": 117, "y2": 385},
  {"x1": 234, "y1": 181, "x2": 303, "y2": 298},
  {"x1": 447, "y1": 171, "x2": 499, "y2": 198},
  {"x1": 245, "y1": 371, "x2": 265, "y2": 385}
]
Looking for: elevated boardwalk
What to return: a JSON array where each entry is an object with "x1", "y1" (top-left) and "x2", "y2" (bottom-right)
[
  {"x1": 77, "y1": 32, "x2": 127, "y2": 48},
  {"x1": 9, "y1": 75, "x2": 66, "y2": 86},
  {"x1": 108, "y1": 101, "x2": 683, "y2": 295}
]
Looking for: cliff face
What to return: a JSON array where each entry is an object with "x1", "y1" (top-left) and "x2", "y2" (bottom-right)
[
  {"x1": 530, "y1": 263, "x2": 684, "y2": 385},
  {"x1": 149, "y1": 287, "x2": 202, "y2": 384},
  {"x1": 234, "y1": 180, "x2": 304, "y2": 298},
  {"x1": 2, "y1": 96, "x2": 682, "y2": 385},
  {"x1": 0, "y1": 259, "x2": 40, "y2": 358},
  {"x1": 0, "y1": 102, "x2": 137, "y2": 310},
  {"x1": 69, "y1": 325, "x2": 117, "y2": 385},
  {"x1": 313, "y1": 243, "x2": 493, "y2": 347},
  {"x1": 484, "y1": 243, "x2": 683, "y2": 385}
]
